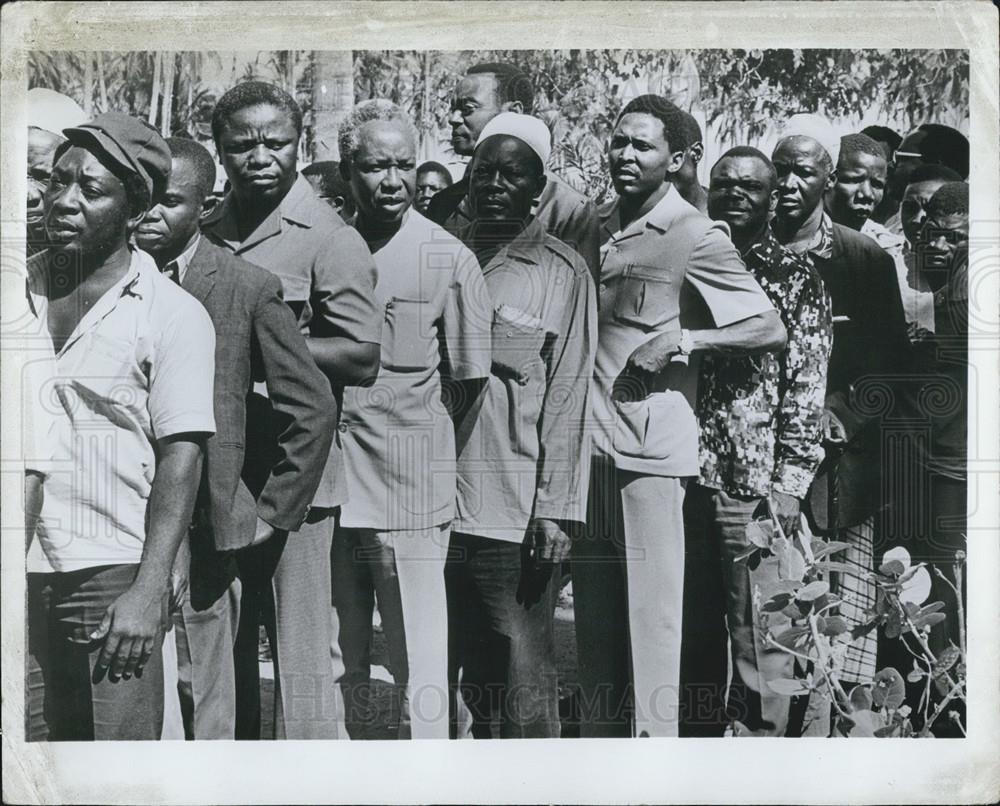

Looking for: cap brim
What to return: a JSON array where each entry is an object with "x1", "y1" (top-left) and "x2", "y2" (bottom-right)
[{"x1": 61, "y1": 126, "x2": 151, "y2": 196}]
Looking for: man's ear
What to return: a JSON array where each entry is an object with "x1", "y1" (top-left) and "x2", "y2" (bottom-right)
[
  {"x1": 666, "y1": 149, "x2": 687, "y2": 176},
  {"x1": 689, "y1": 142, "x2": 704, "y2": 166},
  {"x1": 532, "y1": 171, "x2": 547, "y2": 201},
  {"x1": 825, "y1": 168, "x2": 838, "y2": 192},
  {"x1": 768, "y1": 188, "x2": 779, "y2": 217},
  {"x1": 501, "y1": 101, "x2": 524, "y2": 114}
]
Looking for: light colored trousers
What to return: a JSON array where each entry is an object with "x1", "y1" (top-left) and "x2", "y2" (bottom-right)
[
  {"x1": 573, "y1": 457, "x2": 687, "y2": 737},
  {"x1": 332, "y1": 523, "x2": 451, "y2": 739}
]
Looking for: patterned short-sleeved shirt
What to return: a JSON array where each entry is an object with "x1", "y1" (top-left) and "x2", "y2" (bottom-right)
[{"x1": 697, "y1": 227, "x2": 832, "y2": 499}]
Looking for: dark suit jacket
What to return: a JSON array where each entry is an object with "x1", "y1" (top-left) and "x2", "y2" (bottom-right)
[
  {"x1": 183, "y1": 237, "x2": 337, "y2": 552},
  {"x1": 807, "y1": 222, "x2": 913, "y2": 530}
]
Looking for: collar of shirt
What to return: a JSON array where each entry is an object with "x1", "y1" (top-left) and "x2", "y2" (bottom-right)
[
  {"x1": 861, "y1": 217, "x2": 906, "y2": 252},
  {"x1": 598, "y1": 183, "x2": 687, "y2": 244},
  {"x1": 28, "y1": 247, "x2": 155, "y2": 359},
  {"x1": 806, "y1": 211, "x2": 835, "y2": 260},
  {"x1": 201, "y1": 173, "x2": 316, "y2": 251},
  {"x1": 170, "y1": 232, "x2": 201, "y2": 283},
  {"x1": 482, "y1": 217, "x2": 549, "y2": 274}
]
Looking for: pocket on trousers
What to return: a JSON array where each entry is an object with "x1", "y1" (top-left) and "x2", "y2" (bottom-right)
[
  {"x1": 382, "y1": 296, "x2": 431, "y2": 372},
  {"x1": 612, "y1": 393, "x2": 680, "y2": 461},
  {"x1": 612, "y1": 264, "x2": 676, "y2": 331}
]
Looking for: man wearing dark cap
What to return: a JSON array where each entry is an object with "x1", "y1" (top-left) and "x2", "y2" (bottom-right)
[
  {"x1": 414, "y1": 160, "x2": 453, "y2": 215},
  {"x1": 575, "y1": 96, "x2": 784, "y2": 738},
  {"x1": 203, "y1": 81, "x2": 381, "y2": 740},
  {"x1": 446, "y1": 112, "x2": 597, "y2": 739},
  {"x1": 885, "y1": 123, "x2": 970, "y2": 237},
  {"x1": 426, "y1": 62, "x2": 601, "y2": 280},
  {"x1": 135, "y1": 137, "x2": 337, "y2": 739},
  {"x1": 24, "y1": 113, "x2": 216, "y2": 741}
]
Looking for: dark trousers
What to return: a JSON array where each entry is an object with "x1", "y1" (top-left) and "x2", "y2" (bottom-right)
[
  {"x1": 27, "y1": 564, "x2": 164, "y2": 741},
  {"x1": 679, "y1": 484, "x2": 795, "y2": 737},
  {"x1": 445, "y1": 531, "x2": 560, "y2": 739}
]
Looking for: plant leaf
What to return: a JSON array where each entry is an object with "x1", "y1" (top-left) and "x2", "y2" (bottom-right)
[
  {"x1": 774, "y1": 625, "x2": 810, "y2": 649},
  {"x1": 847, "y1": 709, "x2": 879, "y2": 737},
  {"x1": 821, "y1": 615, "x2": 849, "y2": 636},
  {"x1": 812, "y1": 540, "x2": 852, "y2": 560},
  {"x1": 872, "y1": 668, "x2": 906, "y2": 710},
  {"x1": 879, "y1": 559, "x2": 906, "y2": 577},
  {"x1": 850, "y1": 685, "x2": 873, "y2": 712},
  {"x1": 767, "y1": 677, "x2": 811, "y2": 696},
  {"x1": 932, "y1": 646, "x2": 961, "y2": 676},
  {"x1": 762, "y1": 594, "x2": 793, "y2": 613},
  {"x1": 796, "y1": 580, "x2": 830, "y2": 602},
  {"x1": 745, "y1": 519, "x2": 773, "y2": 548}
]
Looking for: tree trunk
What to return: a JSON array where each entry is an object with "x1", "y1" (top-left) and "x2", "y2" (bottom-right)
[
  {"x1": 82, "y1": 53, "x2": 94, "y2": 116},
  {"x1": 161, "y1": 52, "x2": 176, "y2": 137},
  {"x1": 310, "y1": 50, "x2": 354, "y2": 162},
  {"x1": 148, "y1": 52, "x2": 162, "y2": 127},
  {"x1": 96, "y1": 52, "x2": 109, "y2": 113}
]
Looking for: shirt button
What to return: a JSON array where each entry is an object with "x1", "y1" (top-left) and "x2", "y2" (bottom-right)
[{"x1": 338, "y1": 423, "x2": 348, "y2": 433}]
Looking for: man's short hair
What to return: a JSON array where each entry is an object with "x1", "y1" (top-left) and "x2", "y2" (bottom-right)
[
  {"x1": 906, "y1": 163, "x2": 963, "y2": 187},
  {"x1": 617, "y1": 94, "x2": 690, "y2": 153},
  {"x1": 679, "y1": 110, "x2": 703, "y2": 147},
  {"x1": 467, "y1": 62, "x2": 535, "y2": 114},
  {"x1": 907, "y1": 123, "x2": 969, "y2": 179},
  {"x1": 302, "y1": 160, "x2": 351, "y2": 199},
  {"x1": 417, "y1": 161, "x2": 453, "y2": 184},
  {"x1": 712, "y1": 145, "x2": 777, "y2": 187},
  {"x1": 338, "y1": 98, "x2": 417, "y2": 167},
  {"x1": 165, "y1": 137, "x2": 217, "y2": 200},
  {"x1": 860, "y1": 125, "x2": 902, "y2": 156},
  {"x1": 925, "y1": 181, "x2": 969, "y2": 219},
  {"x1": 211, "y1": 81, "x2": 303, "y2": 143},
  {"x1": 52, "y1": 138, "x2": 150, "y2": 218},
  {"x1": 839, "y1": 133, "x2": 887, "y2": 165}
]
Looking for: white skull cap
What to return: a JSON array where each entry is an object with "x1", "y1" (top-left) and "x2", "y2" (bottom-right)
[
  {"x1": 779, "y1": 112, "x2": 841, "y2": 167},
  {"x1": 27, "y1": 88, "x2": 87, "y2": 135},
  {"x1": 475, "y1": 112, "x2": 551, "y2": 166}
]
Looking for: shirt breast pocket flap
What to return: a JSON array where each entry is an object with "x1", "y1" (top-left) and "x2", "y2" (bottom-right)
[
  {"x1": 612, "y1": 393, "x2": 680, "y2": 461},
  {"x1": 491, "y1": 305, "x2": 546, "y2": 381},
  {"x1": 382, "y1": 296, "x2": 432, "y2": 372},
  {"x1": 613, "y1": 264, "x2": 676, "y2": 331},
  {"x1": 81, "y1": 332, "x2": 135, "y2": 383}
]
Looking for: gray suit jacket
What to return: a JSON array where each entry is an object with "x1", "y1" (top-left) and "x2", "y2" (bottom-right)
[{"x1": 183, "y1": 237, "x2": 336, "y2": 552}]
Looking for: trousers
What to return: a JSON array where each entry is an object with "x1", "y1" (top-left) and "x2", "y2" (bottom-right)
[
  {"x1": 332, "y1": 523, "x2": 451, "y2": 739},
  {"x1": 446, "y1": 531, "x2": 561, "y2": 739},
  {"x1": 27, "y1": 563, "x2": 164, "y2": 741},
  {"x1": 234, "y1": 509, "x2": 339, "y2": 739},
  {"x1": 680, "y1": 484, "x2": 795, "y2": 737},
  {"x1": 572, "y1": 457, "x2": 686, "y2": 737}
]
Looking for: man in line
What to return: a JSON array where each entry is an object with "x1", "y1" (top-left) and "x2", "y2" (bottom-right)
[
  {"x1": 447, "y1": 113, "x2": 597, "y2": 738},
  {"x1": 859, "y1": 124, "x2": 901, "y2": 225},
  {"x1": 333, "y1": 101, "x2": 492, "y2": 740},
  {"x1": 771, "y1": 114, "x2": 912, "y2": 693},
  {"x1": 826, "y1": 133, "x2": 929, "y2": 339},
  {"x1": 884, "y1": 123, "x2": 969, "y2": 237},
  {"x1": 25, "y1": 113, "x2": 216, "y2": 740},
  {"x1": 134, "y1": 137, "x2": 337, "y2": 739},
  {"x1": 680, "y1": 147, "x2": 832, "y2": 737},
  {"x1": 674, "y1": 110, "x2": 708, "y2": 214},
  {"x1": 574, "y1": 95, "x2": 784, "y2": 738},
  {"x1": 25, "y1": 87, "x2": 86, "y2": 255},
  {"x1": 302, "y1": 160, "x2": 355, "y2": 223},
  {"x1": 202, "y1": 81, "x2": 382, "y2": 740},
  {"x1": 426, "y1": 62, "x2": 600, "y2": 280},
  {"x1": 414, "y1": 160, "x2": 453, "y2": 215}
]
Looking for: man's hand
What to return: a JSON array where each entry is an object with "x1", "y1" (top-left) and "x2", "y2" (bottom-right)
[
  {"x1": 91, "y1": 581, "x2": 169, "y2": 682},
  {"x1": 821, "y1": 408, "x2": 849, "y2": 444},
  {"x1": 251, "y1": 516, "x2": 278, "y2": 546},
  {"x1": 771, "y1": 491, "x2": 802, "y2": 538},
  {"x1": 169, "y1": 536, "x2": 190, "y2": 614},
  {"x1": 625, "y1": 330, "x2": 682, "y2": 377},
  {"x1": 528, "y1": 517, "x2": 571, "y2": 566}
]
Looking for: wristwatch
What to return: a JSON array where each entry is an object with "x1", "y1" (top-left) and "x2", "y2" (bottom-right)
[{"x1": 677, "y1": 328, "x2": 694, "y2": 356}]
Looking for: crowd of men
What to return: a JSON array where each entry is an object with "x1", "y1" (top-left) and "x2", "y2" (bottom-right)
[{"x1": 21, "y1": 59, "x2": 970, "y2": 741}]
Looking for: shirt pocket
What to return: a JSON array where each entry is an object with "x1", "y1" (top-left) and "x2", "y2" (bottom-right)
[
  {"x1": 612, "y1": 263, "x2": 677, "y2": 331},
  {"x1": 382, "y1": 296, "x2": 432, "y2": 372},
  {"x1": 612, "y1": 392, "x2": 683, "y2": 461},
  {"x1": 491, "y1": 305, "x2": 546, "y2": 382}
]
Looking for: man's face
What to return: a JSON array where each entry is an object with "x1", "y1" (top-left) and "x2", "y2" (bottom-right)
[
  {"x1": 707, "y1": 156, "x2": 776, "y2": 239},
  {"x1": 27, "y1": 127, "x2": 65, "y2": 242},
  {"x1": 217, "y1": 103, "x2": 299, "y2": 204},
  {"x1": 468, "y1": 135, "x2": 544, "y2": 223},
  {"x1": 348, "y1": 120, "x2": 416, "y2": 225},
  {"x1": 772, "y1": 137, "x2": 835, "y2": 228},
  {"x1": 135, "y1": 156, "x2": 204, "y2": 258},
  {"x1": 607, "y1": 112, "x2": 682, "y2": 200},
  {"x1": 414, "y1": 170, "x2": 450, "y2": 214},
  {"x1": 826, "y1": 149, "x2": 888, "y2": 230},
  {"x1": 449, "y1": 74, "x2": 504, "y2": 157},
  {"x1": 918, "y1": 211, "x2": 968, "y2": 282},
  {"x1": 43, "y1": 145, "x2": 133, "y2": 258},
  {"x1": 900, "y1": 179, "x2": 948, "y2": 246}
]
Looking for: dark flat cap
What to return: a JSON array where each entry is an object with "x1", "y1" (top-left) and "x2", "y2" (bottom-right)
[{"x1": 63, "y1": 112, "x2": 171, "y2": 203}]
